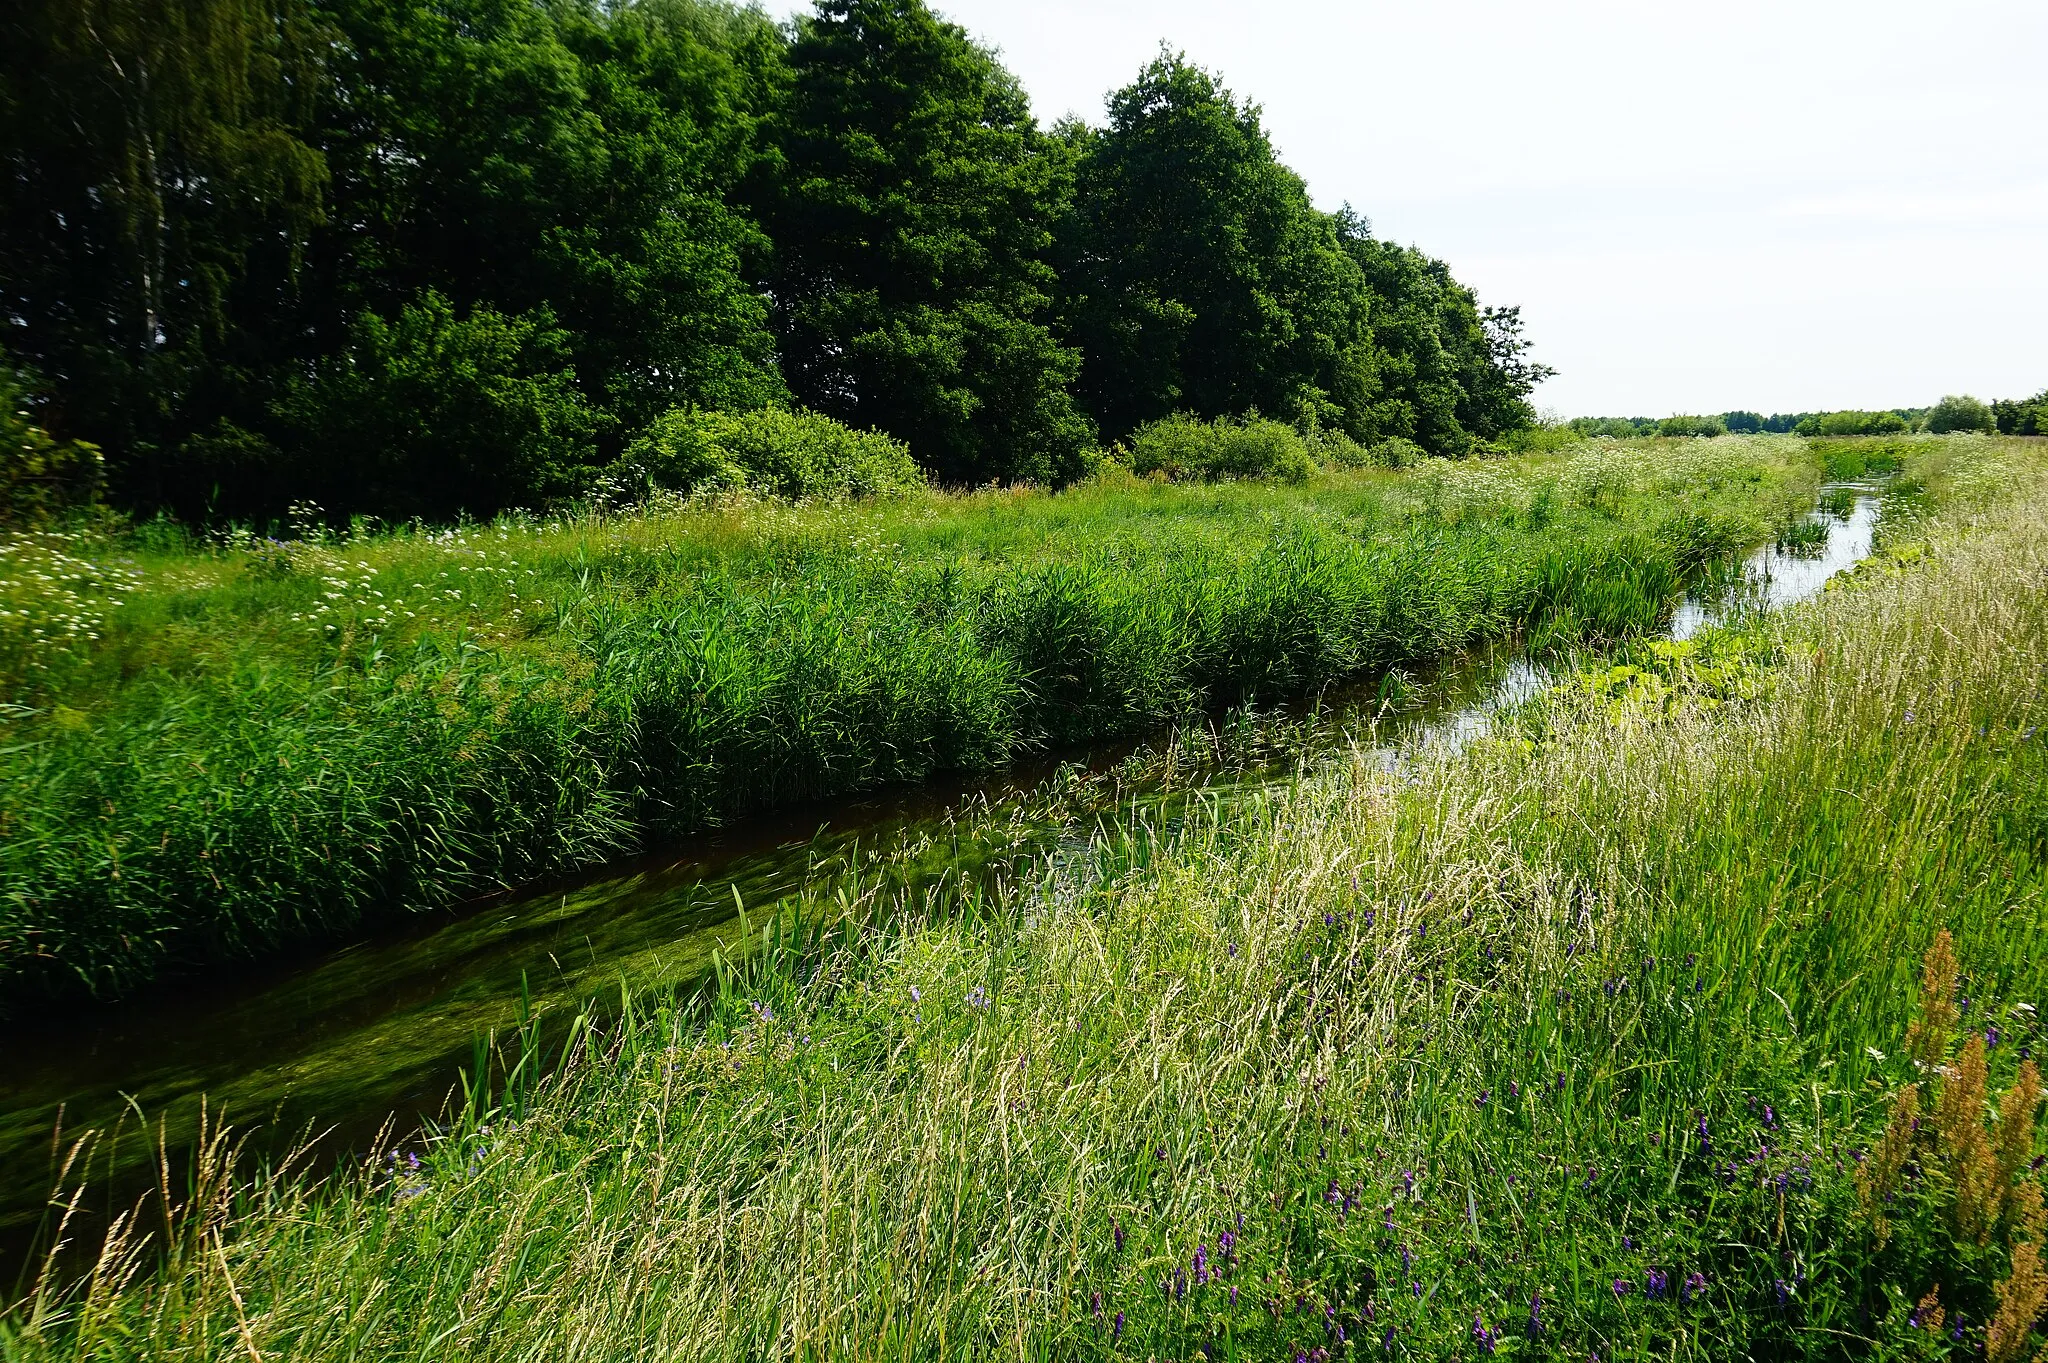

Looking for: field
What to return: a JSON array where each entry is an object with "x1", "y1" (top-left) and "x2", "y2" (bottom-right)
[
  {"x1": 2, "y1": 435, "x2": 2044, "y2": 1361},
  {"x1": 0, "y1": 438, "x2": 1822, "y2": 1006}
]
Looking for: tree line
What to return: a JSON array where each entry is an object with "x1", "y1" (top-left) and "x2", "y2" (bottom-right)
[
  {"x1": 0, "y1": 0, "x2": 1552, "y2": 522},
  {"x1": 1570, "y1": 392, "x2": 2038, "y2": 440}
]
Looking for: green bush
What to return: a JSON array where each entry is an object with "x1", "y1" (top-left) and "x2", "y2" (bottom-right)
[
  {"x1": 1657, "y1": 414, "x2": 1728, "y2": 438},
  {"x1": 1803, "y1": 410, "x2": 1912, "y2": 437},
  {"x1": 621, "y1": 407, "x2": 925, "y2": 501},
  {"x1": 1, "y1": 366, "x2": 102, "y2": 526},
  {"x1": 1125, "y1": 413, "x2": 1315, "y2": 483},
  {"x1": 271, "y1": 292, "x2": 601, "y2": 520},
  {"x1": 1927, "y1": 393, "x2": 1995, "y2": 435},
  {"x1": 1368, "y1": 436, "x2": 1427, "y2": 468}
]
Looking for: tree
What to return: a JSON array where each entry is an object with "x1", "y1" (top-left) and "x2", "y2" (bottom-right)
[
  {"x1": 1926, "y1": 394, "x2": 1993, "y2": 434},
  {"x1": 1058, "y1": 54, "x2": 1378, "y2": 444},
  {"x1": 0, "y1": 0, "x2": 328, "y2": 468},
  {"x1": 764, "y1": 0, "x2": 1092, "y2": 485},
  {"x1": 1993, "y1": 390, "x2": 2045, "y2": 436},
  {"x1": 1339, "y1": 228, "x2": 1549, "y2": 454},
  {"x1": 270, "y1": 291, "x2": 599, "y2": 520}
]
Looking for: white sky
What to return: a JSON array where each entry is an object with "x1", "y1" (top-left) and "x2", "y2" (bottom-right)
[{"x1": 776, "y1": 0, "x2": 2048, "y2": 417}]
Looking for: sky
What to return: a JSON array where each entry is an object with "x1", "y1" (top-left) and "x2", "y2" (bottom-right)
[{"x1": 776, "y1": 0, "x2": 2048, "y2": 418}]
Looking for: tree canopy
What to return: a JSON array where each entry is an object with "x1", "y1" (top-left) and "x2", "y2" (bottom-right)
[{"x1": 1, "y1": 0, "x2": 1553, "y2": 520}]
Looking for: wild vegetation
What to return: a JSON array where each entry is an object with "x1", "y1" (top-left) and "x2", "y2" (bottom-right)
[
  {"x1": 0, "y1": 0, "x2": 1547, "y2": 522},
  {"x1": 1570, "y1": 391, "x2": 2044, "y2": 441},
  {"x1": 3, "y1": 437, "x2": 2041, "y2": 1361},
  {"x1": 0, "y1": 437, "x2": 1820, "y2": 1006}
]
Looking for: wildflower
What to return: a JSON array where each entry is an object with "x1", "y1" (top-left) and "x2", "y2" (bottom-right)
[
  {"x1": 1399, "y1": 1244, "x2": 1412, "y2": 1274},
  {"x1": 1472, "y1": 1314, "x2": 1497, "y2": 1354},
  {"x1": 1621, "y1": 1235, "x2": 1633, "y2": 1250},
  {"x1": 1230, "y1": 1285, "x2": 1239, "y2": 1306},
  {"x1": 1986, "y1": 1025, "x2": 2001, "y2": 1048},
  {"x1": 1113, "y1": 1220, "x2": 1125, "y2": 1253},
  {"x1": 1613, "y1": 1279, "x2": 1634, "y2": 1299},
  {"x1": 1113, "y1": 1311, "x2": 1124, "y2": 1340},
  {"x1": 966, "y1": 985, "x2": 988, "y2": 1010},
  {"x1": 1527, "y1": 1291, "x2": 1545, "y2": 1337},
  {"x1": 1402, "y1": 1169, "x2": 1415, "y2": 1196},
  {"x1": 1508, "y1": 1079, "x2": 1520, "y2": 1100},
  {"x1": 1383, "y1": 1325, "x2": 1397, "y2": 1350},
  {"x1": 1645, "y1": 1268, "x2": 1668, "y2": 1299},
  {"x1": 1682, "y1": 1272, "x2": 1707, "y2": 1303},
  {"x1": 909, "y1": 986, "x2": 920, "y2": 1004},
  {"x1": 1476, "y1": 1088, "x2": 1490, "y2": 1109},
  {"x1": 1091, "y1": 1291, "x2": 1102, "y2": 1318},
  {"x1": 1774, "y1": 1279, "x2": 1791, "y2": 1308}
]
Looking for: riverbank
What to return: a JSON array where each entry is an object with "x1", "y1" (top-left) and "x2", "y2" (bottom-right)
[
  {"x1": 6, "y1": 440, "x2": 2040, "y2": 1359},
  {"x1": 1, "y1": 438, "x2": 1825, "y2": 1006}
]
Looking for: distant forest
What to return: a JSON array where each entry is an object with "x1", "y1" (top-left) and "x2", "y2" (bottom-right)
[
  {"x1": 0, "y1": 0, "x2": 1554, "y2": 522},
  {"x1": 1574, "y1": 390, "x2": 2046, "y2": 440}
]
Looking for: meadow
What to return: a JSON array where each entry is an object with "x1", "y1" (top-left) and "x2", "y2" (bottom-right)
[
  {"x1": 2, "y1": 440, "x2": 2041, "y2": 1360},
  {"x1": 0, "y1": 438, "x2": 1822, "y2": 1006}
]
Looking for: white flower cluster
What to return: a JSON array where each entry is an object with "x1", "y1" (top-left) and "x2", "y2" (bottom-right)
[{"x1": 0, "y1": 529, "x2": 143, "y2": 678}]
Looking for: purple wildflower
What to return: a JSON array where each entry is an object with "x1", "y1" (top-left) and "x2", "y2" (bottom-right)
[
  {"x1": 1645, "y1": 1268, "x2": 1669, "y2": 1299},
  {"x1": 1113, "y1": 1311, "x2": 1124, "y2": 1340},
  {"x1": 1613, "y1": 1279, "x2": 1634, "y2": 1299},
  {"x1": 1472, "y1": 1314, "x2": 1497, "y2": 1354},
  {"x1": 1527, "y1": 1291, "x2": 1544, "y2": 1337},
  {"x1": 1682, "y1": 1272, "x2": 1707, "y2": 1303},
  {"x1": 1113, "y1": 1220, "x2": 1125, "y2": 1253}
]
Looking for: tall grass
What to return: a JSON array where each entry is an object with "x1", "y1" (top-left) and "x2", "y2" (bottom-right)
[
  {"x1": 0, "y1": 440, "x2": 1834, "y2": 1006},
  {"x1": 3, "y1": 440, "x2": 2042, "y2": 1359}
]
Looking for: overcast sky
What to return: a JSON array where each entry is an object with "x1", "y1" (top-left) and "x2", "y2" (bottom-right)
[{"x1": 778, "y1": 0, "x2": 2047, "y2": 418}]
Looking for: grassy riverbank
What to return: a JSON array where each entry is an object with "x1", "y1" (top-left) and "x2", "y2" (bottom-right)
[
  {"x1": 6, "y1": 444, "x2": 2042, "y2": 1358},
  {"x1": 0, "y1": 438, "x2": 1825, "y2": 1005}
]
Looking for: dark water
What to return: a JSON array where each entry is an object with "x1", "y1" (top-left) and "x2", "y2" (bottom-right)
[{"x1": 0, "y1": 483, "x2": 1884, "y2": 1280}]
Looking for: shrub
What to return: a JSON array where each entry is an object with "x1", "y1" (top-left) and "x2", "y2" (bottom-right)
[
  {"x1": 1806, "y1": 410, "x2": 1912, "y2": 436},
  {"x1": 1657, "y1": 414, "x2": 1728, "y2": 438},
  {"x1": 1, "y1": 365, "x2": 102, "y2": 527},
  {"x1": 272, "y1": 292, "x2": 600, "y2": 520},
  {"x1": 1368, "y1": 436, "x2": 1427, "y2": 468},
  {"x1": 621, "y1": 407, "x2": 924, "y2": 501},
  {"x1": 1928, "y1": 394, "x2": 1996, "y2": 435},
  {"x1": 1125, "y1": 413, "x2": 1315, "y2": 483}
]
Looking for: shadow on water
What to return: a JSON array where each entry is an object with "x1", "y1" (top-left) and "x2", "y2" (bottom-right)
[{"x1": 0, "y1": 482, "x2": 1887, "y2": 1287}]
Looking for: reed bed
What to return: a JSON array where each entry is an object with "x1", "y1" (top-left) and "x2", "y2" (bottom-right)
[
  {"x1": 4, "y1": 439, "x2": 2043, "y2": 1359},
  {"x1": 0, "y1": 439, "x2": 1821, "y2": 1005}
]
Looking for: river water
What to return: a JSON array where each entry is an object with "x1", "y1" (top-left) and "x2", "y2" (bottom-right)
[{"x1": 0, "y1": 484, "x2": 1885, "y2": 1276}]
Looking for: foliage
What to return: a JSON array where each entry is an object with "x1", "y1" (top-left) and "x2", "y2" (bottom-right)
[
  {"x1": 1340, "y1": 222, "x2": 1552, "y2": 454},
  {"x1": 619, "y1": 406, "x2": 924, "y2": 500},
  {"x1": 1122, "y1": 412, "x2": 1315, "y2": 483},
  {"x1": 1993, "y1": 390, "x2": 2045, "y2": 437},
  {"x1": 267, "y1": 292, "x2": 602, "y2": 520},
  {"x1": 0, "y1": 441, "x2": 1820, "y2": 1004},
  {"x1": 1057, "y1": 54, "x2": 1379, "y2": 447},
  {"x1": 764, "y1": 0, "x2": 1093, "y2": 487},
  {"x1": 2, "y1": 0, "x2": 1553, "y2": 516},
  {"x1": 3, "y1": 439, "x2": 2043, "y2": 1360},
  {"x1": 0, "y1": 0, "x2": 330, "y2": 464},
  {"x1": 1, "y1": 367, "x2": 103, "y2": 527},
  {"x1": 1927, "y1": 394, "x2": 1996, "y2": 435},
  {"x1": 1803, "y1": 410, "x2": 1913, "y2": 436},
  {"x1": 1656, "y1": 414, "x2": 1727, "y2": 438}
]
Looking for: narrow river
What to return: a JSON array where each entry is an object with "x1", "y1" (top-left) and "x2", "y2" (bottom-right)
[{"x1": 0, "y1": 484, "x2": 1886, "y2": 1278}]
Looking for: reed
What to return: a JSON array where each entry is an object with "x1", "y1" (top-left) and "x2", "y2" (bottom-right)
[
  {"x1": 0, "y1": 440, "x2": 1835, "y2": 1005},
  {"x1": 4, "y1": 439, "x2": 2041, "y2": 1361}
]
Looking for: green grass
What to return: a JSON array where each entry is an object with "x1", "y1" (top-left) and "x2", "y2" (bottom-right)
[
  {"x1": 4, "y1": 442, "x2": 2041, "y2": 1360},
  {"x1": 0, "y1": 438, "x2": 1824, "y2": 1006}
]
